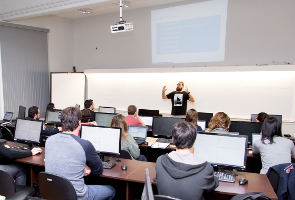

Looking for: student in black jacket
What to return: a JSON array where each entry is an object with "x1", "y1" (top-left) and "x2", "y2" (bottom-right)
[
  {"x1": 156, "y1": 121, "x2": 219, "y2": 200},
  {"x1": 84, "y1": 99, "x2": 95, "y2": 122},
  {"x1": 0, "y1": 142, "x2": 42, "y2": 185},
  {"x1": 26, "y1": 106, "x2": 62, "y2": 136}
]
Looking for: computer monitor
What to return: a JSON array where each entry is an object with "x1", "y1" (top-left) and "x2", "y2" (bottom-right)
[
  {"x1": 197, "y1": 120, "x2": 206, "y2": 131},
  {"x1": 80, "y1": 125, "x2": 121, "y2": 157},
  {"x1": 198, "y1": 112, "x2": 213, "y2": 128},
  {"x1": 14, "y1": 118, "x2": 43, "y2": 146},
  {"x1": 229, "y1": 121, "x2": 262, "y2": 145},
  {"x1": 252, "y1": 133, "x2": 262, "y2": 144},
  {"x1": 98, "y1": 106, "x2": 116, "y2": 114},
  {"x1": 152, "y1": 117, "x2": 185, "y2": 137},
  {"x1": 194, "y1": 132, "x2": 248, "y2": 171},
  {"x1": 18, "y1": 106, "x2": 26, "y2": 119},
  {"x1": 251, "y1": 114, "x2": 282, "y2": 124},
  {"x1": 139, "y1": 116, "x2": 153, "y2": 127},
  {"x1": 95, "y1": 112, "x2": 116, "y2": 127},
  {"x1": 128, "y1": 125, "x2": 148, "y2": 139},
  {"x1": 138, "y1": 109, "x2": 160, "y2": 117},
  {"x1": 3, "y1": 112, "x2": 13, "y2": 121},
  {"x1": 45, "y1": 109, "x2": 62, "y2": 125}
]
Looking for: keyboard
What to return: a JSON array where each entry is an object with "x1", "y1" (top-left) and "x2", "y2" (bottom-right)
[
  {"x1": 214, "y1": 171, "x2": 236, "y2": 183},
  {"x1": 12, "y1": 145, "x2": 32, "y2": 151},
  {"x1": 156, "y1": 138, "x2": 174, "y2": 144},
  {"x1": 135, "y1": 139, "x2": 146, "y2": 144},
  {"x1": 0, "y1": 139, "x2": 7, "y2": 143},
  {"x1": 102, "y1": 161, "x2": 116, "y2": 169}
]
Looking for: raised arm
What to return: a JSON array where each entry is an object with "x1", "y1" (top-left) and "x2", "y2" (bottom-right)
[
  {"x1": 185, "y1": 86, "x2": 195, "y2": 102},
  {"x1": 135, "y1": 112, "x2": 146, "y2": 126},
  {"x1": 162, "y1": 86, "x2": 168, "y2": 99}
]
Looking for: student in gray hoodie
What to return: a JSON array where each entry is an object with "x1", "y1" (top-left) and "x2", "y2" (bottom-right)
[{"x1": 155, "y1": 121, "x2": 219, "y2": 200}]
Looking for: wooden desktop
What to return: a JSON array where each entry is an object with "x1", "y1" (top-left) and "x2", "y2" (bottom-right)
[{"x1": 4, "y1": 141, "x2": 277, "y2": 200}]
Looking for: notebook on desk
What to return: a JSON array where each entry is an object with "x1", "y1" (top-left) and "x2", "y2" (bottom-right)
[
  {"x1": 128, "y1": 125, "x2": 148, "y2": 144},
  {"x1": 0, "y1": 112, "x2": 14, "y2": 124}
]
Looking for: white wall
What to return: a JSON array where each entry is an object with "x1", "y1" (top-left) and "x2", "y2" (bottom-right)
[
  {"x1": 12, "y1": 15, "x2": 73, "y2": 72},
  {"x1": 72, "y1": 0, "x2": 295, "y2": 70}
]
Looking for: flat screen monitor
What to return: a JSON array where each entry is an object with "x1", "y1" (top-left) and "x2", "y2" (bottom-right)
[
  {"x1": 139, "y1": 116, "x2": 153, "y2": 127},
  {"x1": 197, "y1": 120, "x2": 206, "y2": 131},
  {"x1": 252, "y1": 133, "x2": 262, "y2": 144},
  {"x1": 45, "y1": 109, "x2": 62, "y2": 125},
  {"x1": 128, "y1": 125, "x2": 148, "y2": 139},
  {"x1": 3, "y1": 112, "x2": 13, "y2": 121},
  {"x1": 194, "y1": 132, "x2": 248, "y2": 171},
  {"x1": 138, "y1": 109, "x2": 160, "y2": 117},
  {"x1": 80, "y1": 125, "x2": 121, "y2": 157},
  {"x1": 95, "y1": 112, "x2": 116, "y2": 127},
  {"x1": 152, "y1": 117, "x2": 185, "y2": 137},
  {"x1": 18, "y1": 106, "x2": 26, "y2": 119},
  {"x1": 198, "y1": 112, "x2": 213, "y2": 128},
  {"x1": 14, "y1": 118, "x2": 43, "y2": 146},
  {"x1": 98, "y1": 106, "x2": 116, "y2": 114},
  {"x1": 251, "y1": 114, "x2": 282, "y2": 124},
  {"x1": 229, "y1": 121, "x2": 262, "y2": 145}
]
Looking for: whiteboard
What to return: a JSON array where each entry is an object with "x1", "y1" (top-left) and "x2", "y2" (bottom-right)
[
  {"x1": 85, "y1": 66, "x2": 295, "y2": 121},
  {"x1": 51, "y1": 73, "x2": 85, "y2": 109}
]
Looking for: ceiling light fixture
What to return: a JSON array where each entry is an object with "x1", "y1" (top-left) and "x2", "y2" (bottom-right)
[{"x1": 114, "y1": 1, "x2": 131, "y2": 8}]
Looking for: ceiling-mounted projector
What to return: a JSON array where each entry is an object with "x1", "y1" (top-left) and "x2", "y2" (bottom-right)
[{"x1": 110, "y1": 0, "x2": 133, "y2": 33}]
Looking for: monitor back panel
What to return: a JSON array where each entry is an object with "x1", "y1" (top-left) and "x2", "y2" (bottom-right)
[
  {"x1": 138, "y1": 109, "x2": 159, "y2": 117},
  {"x1": 198, "y1": 112, "x2": 213, "y2": 128},
  {"x1": 18, "y1": 106, "x2": 26, "y2": 119},
  {"x1": 152, "y1": 117, "x2": 185, "y2": 137},
  {"x1": 229, "y1": 121, "x2": 262, "y2": 144}
]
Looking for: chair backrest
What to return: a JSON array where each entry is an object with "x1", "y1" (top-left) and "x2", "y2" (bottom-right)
[
  {"x1": 0, "y1": 126, "x2": 14, "y2": 141},
  {"x1": 119, "y1": 150, "x2": 132, "y2": 159},
  {"x1": 38, "y1": 172, "x2": 77, "y2": 200},
  {"x1": 0, "y1": 169, "x2": 16, "y2": 198},
  {"x1": 154, "y1": 195, "x2": 181, "y2": 200},
  {"x1": 141, "y1": 168, "x2": 154, "y2": 200},
  {"x1": 267, "y1": 168, "x2": 280, "y2": 192}
]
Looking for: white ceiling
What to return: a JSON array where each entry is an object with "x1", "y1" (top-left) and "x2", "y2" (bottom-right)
[{"x1": 0, "y1": 0, "x2": 188, "y2": 21}]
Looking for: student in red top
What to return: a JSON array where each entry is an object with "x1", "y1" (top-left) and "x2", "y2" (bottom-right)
[{"x1": 125, "y1": 105, "x2": 145, "y2": 127}]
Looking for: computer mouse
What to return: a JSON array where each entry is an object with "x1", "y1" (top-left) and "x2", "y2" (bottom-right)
[
  {"x1": 239, "y1": 178, "x2": 248, "y2": 185},
  {"x1": 121, "y1": 164, "x2": 127, "y2": 170}
]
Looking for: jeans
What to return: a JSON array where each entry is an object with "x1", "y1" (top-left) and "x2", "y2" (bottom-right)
[
  {"x1": 137, "y1": 155, "x2": 147, "y2": 161},
  {"x1": 0, "y1": 163, "x2": 27, "y2": 185},
  {"x1": 87, "y1": 185, "x2": 116, "y2": 200}
]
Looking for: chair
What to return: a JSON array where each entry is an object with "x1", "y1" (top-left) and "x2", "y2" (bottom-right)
[
  {"x1": 0, "y1": 170, "x2": 35, "y2": 200},
  {"x1": 38, "y1": 172, "x2": 77, "y2": 200},
  {"x1": 119, "y1": 150, "x2": 132, "y2": 159},
  {"x1": 0, "y1": 126, "x2": 14, "y2": 141},
  {"x1": 141, "y1": 168, "x2": 180, "y2": 200},
  {"x1": 267, "y1": 167, "x2": 280, "y2": 192}
]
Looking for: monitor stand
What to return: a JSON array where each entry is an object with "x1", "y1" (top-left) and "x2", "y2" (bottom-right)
[{"x1": 99, "y1": 155, "x2": 110, "y2": 162}]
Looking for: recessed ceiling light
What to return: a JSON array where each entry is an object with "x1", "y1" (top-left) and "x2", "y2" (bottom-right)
[
  {"x1": 114, "y1": 1, "x2": 131, "y2": 8},
  {"x1": 75, "y1": 8, "x2": 93, "y2": 14}
]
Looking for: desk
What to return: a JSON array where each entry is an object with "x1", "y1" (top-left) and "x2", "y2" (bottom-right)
[
  {"x1": 5, "y1": 142, "x2": 276, "y2": 200},
  {"x1": 140, "y1": 137, "x2": 262, "y2": 173}
]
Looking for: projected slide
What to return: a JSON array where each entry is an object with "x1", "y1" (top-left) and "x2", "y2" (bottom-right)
[{"x1": 151, "y1": 0, "x2": 228, "y2": 64}]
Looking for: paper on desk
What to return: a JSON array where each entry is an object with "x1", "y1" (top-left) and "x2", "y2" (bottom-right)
[{"x1": 151, "y1": 142, "x2": 169, "y2": 149}]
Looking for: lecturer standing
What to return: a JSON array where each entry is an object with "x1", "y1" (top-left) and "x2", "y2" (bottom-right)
[{"x1": 162, "y1": 81, "x2": 195, "y2": 115}]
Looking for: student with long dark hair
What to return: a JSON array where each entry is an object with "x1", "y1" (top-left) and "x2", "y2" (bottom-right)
[{"x1": 253, "y1": 117, "x2": 295, "y2": 174}]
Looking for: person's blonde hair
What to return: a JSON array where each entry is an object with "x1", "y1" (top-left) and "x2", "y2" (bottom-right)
[
  {"x1": 185, "y1": 109, "x2": 198, "y2": 127},
  {"x1": 111, "y1": 114, "x2": 129, "y2": 142},
  {"x1": 208, "y1": 112, "x2": 231, "y2": 131}
]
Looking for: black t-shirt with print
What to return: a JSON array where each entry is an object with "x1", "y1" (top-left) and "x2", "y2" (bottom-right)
[{"x1": 166, "y1": 91, "x2": 189, "y2": 115}]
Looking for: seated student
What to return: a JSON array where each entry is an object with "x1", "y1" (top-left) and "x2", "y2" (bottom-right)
[
  {"x1": 111, "y1": 114, "x2": 147, "y2": 161},
  {"x1": 256, "y1": 112, "x2": 269, "y2": 123},
  {"x1": 206, "y1": 112, "x2": 231, "y2": 134},
  {"x1": 45, "y1": 107, "x2": 115, "y2": 200},
  {"x1": 46, "y1": 103, "x2": 55, "y2": 110},
  {"x1": 84, "y1": 99, "x2": 95, "y2": 122},
  {"x1": 81, "y1": 109, "x2": 98, "y2": 126},
  {"x1": 125, "y1": 105, "x2": 145, "y2": 127},
  {"x1": 253, "y1": 117, "x2": 295, "y2": 174},
  {"x1": 156, "y1": 122, "x2": 219, "y2": 200},
  {"x1": 27, "y1": 106, "x2": 62, "y2": 136},
  {"x1": 0, "y1": 142, "x2": 42, "y2": 185},
  {"x1": 185, "y1": 108, "x2": 202, "y2": 131}
]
